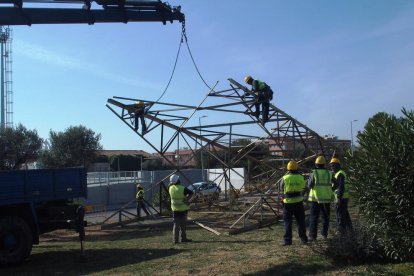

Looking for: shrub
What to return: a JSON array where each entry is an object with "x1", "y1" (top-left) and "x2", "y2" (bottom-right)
[
  {"x1": 346, "y1": 109, "x2": 414, "y2": 261},
  {"x1": 314, "y1": 223, "x2": 381, "y2": 265}
]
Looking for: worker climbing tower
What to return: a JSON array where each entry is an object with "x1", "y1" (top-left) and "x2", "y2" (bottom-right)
[
  {"x1": 107, "y1": 78, "x2": 336, "y2": 194},
  {"x1": 0, "y1": 26, "x2": 13, "y2": 128}
]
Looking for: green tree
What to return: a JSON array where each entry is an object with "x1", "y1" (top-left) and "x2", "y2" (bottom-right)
[
  {"x1": 41, "y1": 125, "x2": 102, "y2": 169},
  {"x1": 347, "y1": 108, "x2": 414, "y2": 260},
  {"x1": 0, "y1": 124, "x2": 43, "y2": 170}
]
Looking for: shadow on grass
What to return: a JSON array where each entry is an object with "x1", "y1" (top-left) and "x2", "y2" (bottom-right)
[
  {"x1": 39, "y1": 224, "x2": 173, "y2": 243},
  {"x1": 246, "y1": 262, "x2": 329, "y2": 276},
  {"x1": 2, "y1": 248, "x2": 185, "y2": 275}
]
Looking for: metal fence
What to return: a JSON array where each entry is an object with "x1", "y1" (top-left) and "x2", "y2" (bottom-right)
[{"x1": 84, "y1": 168, "x2": 245, "y2": 211}]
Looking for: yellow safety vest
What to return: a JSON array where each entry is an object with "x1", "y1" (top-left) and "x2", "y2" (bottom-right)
[
  {"x1": 308, "y1": 169, "x2": 333, "y2": 203},
  {"x1": 282, "y1": 173, "x2": 305, "y2": 204},
  {"x1": 136, "y1": 189, "x2": 144, "y2": 200},
  {"x1": 334, "y1": 170, "x2": 349, "y2": 199},
  {"x1": 169, "y1": 184, "x2": 189, "y2": 212}
]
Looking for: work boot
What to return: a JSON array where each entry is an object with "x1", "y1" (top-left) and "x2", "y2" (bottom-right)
[
  {"x1": 181, "y1": 239, "x2": 192, "y2": 243},
  {"x1": 281, "y1": 241, "x2": 292, "y2": 246}
]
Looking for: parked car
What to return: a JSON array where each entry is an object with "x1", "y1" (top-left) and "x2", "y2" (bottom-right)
[{"x1": 188, "y1": 182, "x2": 221, "y2": 198}]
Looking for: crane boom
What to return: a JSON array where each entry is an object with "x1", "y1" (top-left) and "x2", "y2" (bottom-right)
[{"x1": 0, "y1": 0, "x2": 184, "y2": 26}]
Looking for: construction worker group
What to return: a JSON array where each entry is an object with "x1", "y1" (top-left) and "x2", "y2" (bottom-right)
[{"x1": 280, "y1": 155, "x2": 352, "y2": 246}]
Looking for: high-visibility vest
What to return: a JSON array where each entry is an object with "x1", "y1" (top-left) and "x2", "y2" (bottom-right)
[
  {"x1": 136, "y1": 188, "x2": 144, "y2": 200},
  {"x1": 253, "y1": 80, "x2": 268, "y2": 94},
  {"x1": 169, "y1": 184, "x2": 189, "y2": 212},
  {"x1": 334, "y1": 169, "x2": 350, "y2": 199},
  {"x1": 308, "y1": 169, "x2": 333, "y2": 203},
  {"x1": 282, "y1": 173, "x2": 305, "y2": 204}
]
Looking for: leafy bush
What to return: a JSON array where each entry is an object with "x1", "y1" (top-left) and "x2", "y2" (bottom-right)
[
  {"x1": 347, "y1": 109, "x2": 414, "y2": 261},
  {"x1": 314, "y1": 223, "x2": 381, "y2": 265}
]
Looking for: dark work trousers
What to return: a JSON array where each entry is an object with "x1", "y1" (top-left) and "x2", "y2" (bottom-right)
[
  {"x1": 283, "y1": 202, "x2": 308, "y2": 244},
  {"x1": 309, "y1": 202, "x2": 331, "y2": 239},
  {"x1": 336, "y1": 198, "x2": 353, "y2": 232},
  {"x1": 134, "y1": 111, "x2": 147, "y2": 132},
  {"x1": 254, "y1": 94, "x2": 269, "y2": 123},
  {"x1": 136, "y1": 199, "x2": 149, "y2": 217},
  {"x1": 173, "y1": 211, "x2": 188, "y2": 242}
]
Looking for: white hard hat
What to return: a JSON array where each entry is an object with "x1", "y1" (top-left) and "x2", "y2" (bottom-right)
[{"x1": 170, "y1": 174, "x2": 180, "y2": 184}]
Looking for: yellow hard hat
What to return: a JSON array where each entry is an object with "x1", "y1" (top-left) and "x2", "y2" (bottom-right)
[
  {"x1": 330, "y1": 157, "x2": 340, "y2": 164},
  {"x1": 136, "y1": 183, "x2": 142, "y2": 188},
  {"x1": 287, "y1": 160, "x2": 298, "y2": 171},
  {"x1": 315, "y1": 156, "x2": 326, "y2": 165},
  {"x1": 137, "y1": 101, "x2": 144, "y2": 106},
  {"x1": 244, "y1": 75, "x2": 253, "y2": 84}
]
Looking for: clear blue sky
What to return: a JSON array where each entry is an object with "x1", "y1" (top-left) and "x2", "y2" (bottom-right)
[{"x1": 11, "y1": 0, "x2": 414, "y2": 152}]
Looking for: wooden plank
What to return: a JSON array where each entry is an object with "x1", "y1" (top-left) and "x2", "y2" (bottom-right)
[
  {"x1": 228, "y1": 218, "x2": 279, "y2": 235},
  {"x1": 188, "y1": 216, "x2": 221, "y2": 236}
]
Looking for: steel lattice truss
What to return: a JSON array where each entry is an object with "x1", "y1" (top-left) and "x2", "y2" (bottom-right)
[{"x1": 106, "y1": 78, "x2": 334, "y2": 193}]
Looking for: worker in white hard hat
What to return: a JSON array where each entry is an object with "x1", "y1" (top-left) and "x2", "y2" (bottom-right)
[
  {"x1": 244, "y1": 75, "x2": 274, "y2": 124},
  {"x1": 168, "y1": 174, "x2": 194, "y2": 244}
]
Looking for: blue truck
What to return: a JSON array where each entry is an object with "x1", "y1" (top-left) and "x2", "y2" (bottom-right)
[{"x1": 0, "y1": 167, "x2": 87, "y2": 266}]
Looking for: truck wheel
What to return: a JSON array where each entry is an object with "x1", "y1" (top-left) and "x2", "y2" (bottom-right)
[{"x1": 0, "y1": 217, "x2": 33, "y2": 266}]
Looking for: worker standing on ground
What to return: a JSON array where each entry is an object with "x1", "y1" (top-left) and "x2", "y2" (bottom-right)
[
  {"x1": 168, "y1": 174, "x2": 194, "y2": 244},
  {"x1": 330, "y1": 158, "x2": 353, "y2": 233},
  {"x1": 136, "y1": 183, "x2": 150, "y2": 218},
  {"x1": 307, "y1": 156, "x2": 333, "y2": 241},
  {"x1": 279, "y1": 160, "x2": 308, "y2": 246},
  {"x1": 244, "y1": 75, "x2": 273, "y2": 124},
  {"x1": 133, "y1": 101, "x2": 147, "y2": 134}
]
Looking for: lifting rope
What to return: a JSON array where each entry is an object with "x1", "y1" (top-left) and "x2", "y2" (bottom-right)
[
  {"x1": 154, "y1": 20, "x2": 213, "y2": 104},
  {"x1": 154, "y1": 25, "x2": 184, "y2": 103}
]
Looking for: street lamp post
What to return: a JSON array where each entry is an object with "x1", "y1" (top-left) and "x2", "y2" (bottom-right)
[
  {"x1": 351, "y1": 119, "x2": 358, "y2": 155},
  {"x1": 199, "y1": 116, "x2": 207, "y2": 182}
]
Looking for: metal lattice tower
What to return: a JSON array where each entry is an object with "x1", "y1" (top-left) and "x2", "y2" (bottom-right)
[
  {"x1": 1, "y1": 26, "x2": 13, "y2": 128},
  {"x1": 107, "y1": 78, "x2": 336, "y2": 195}
]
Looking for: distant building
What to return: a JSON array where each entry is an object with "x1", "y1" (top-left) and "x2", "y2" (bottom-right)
[
  {"x1": 264, "y1": 135, "x2": 351, "y2": 157},
  {"x1": 163, "y1": 148, "x2": 196, "y2": 168},
  {"x1": 89, "y1": 149, "x2": 152, "y2": 172}
]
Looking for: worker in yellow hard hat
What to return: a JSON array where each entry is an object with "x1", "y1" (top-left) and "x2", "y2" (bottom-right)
[
  {"x1": 330, "y1": 157, "x2": 353, "y2": 233},
  {"x1": 133, "y1": 100, "x2": 147, "y2": 134},
  {"x1": 243, "y1": 75, "x2": 274, "y2": 124},
  {"x1": 279, "y1": 160, "x2": 308, "y2": 246},
  {"x1": 307, "y1": 155, "x2": 333, "y2": 241},
  {"x1": 136, "y1": 183, "x2": 150, "y2": 218}
]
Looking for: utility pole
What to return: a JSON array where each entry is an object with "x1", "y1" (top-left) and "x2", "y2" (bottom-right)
[
  {"x1": 199, "y1": 115, "x2": 207, "y2": 182},
  {"x1": 0, "y1": 26, "x2": 12, "y2": 129},
  {"x1": 0, "y1": 27, "x2": 5, "y2": 128},
  {"x1": 351, "y1": 119, "x2": 358, "y2": 155}
]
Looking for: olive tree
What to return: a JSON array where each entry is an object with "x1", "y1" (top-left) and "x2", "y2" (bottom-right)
[
  {"x1": 41, "y1": 125, "x2": 102, "y2": 169},
  {"x1": 0, "y1": 124, "x2": 43, "y2": 170}
]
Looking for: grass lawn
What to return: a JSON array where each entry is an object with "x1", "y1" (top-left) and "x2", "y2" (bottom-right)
[{"x1": 2, "y1": 216, "x2": 414, "y2": 275}]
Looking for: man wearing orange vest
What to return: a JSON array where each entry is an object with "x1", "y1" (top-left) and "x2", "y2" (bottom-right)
[
  {"x1": 279, "y1": 160, "x2": 308, "y2": 246},
  {"x1": 307, "y1": 156, "x2": 333, "y2": 241}
]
